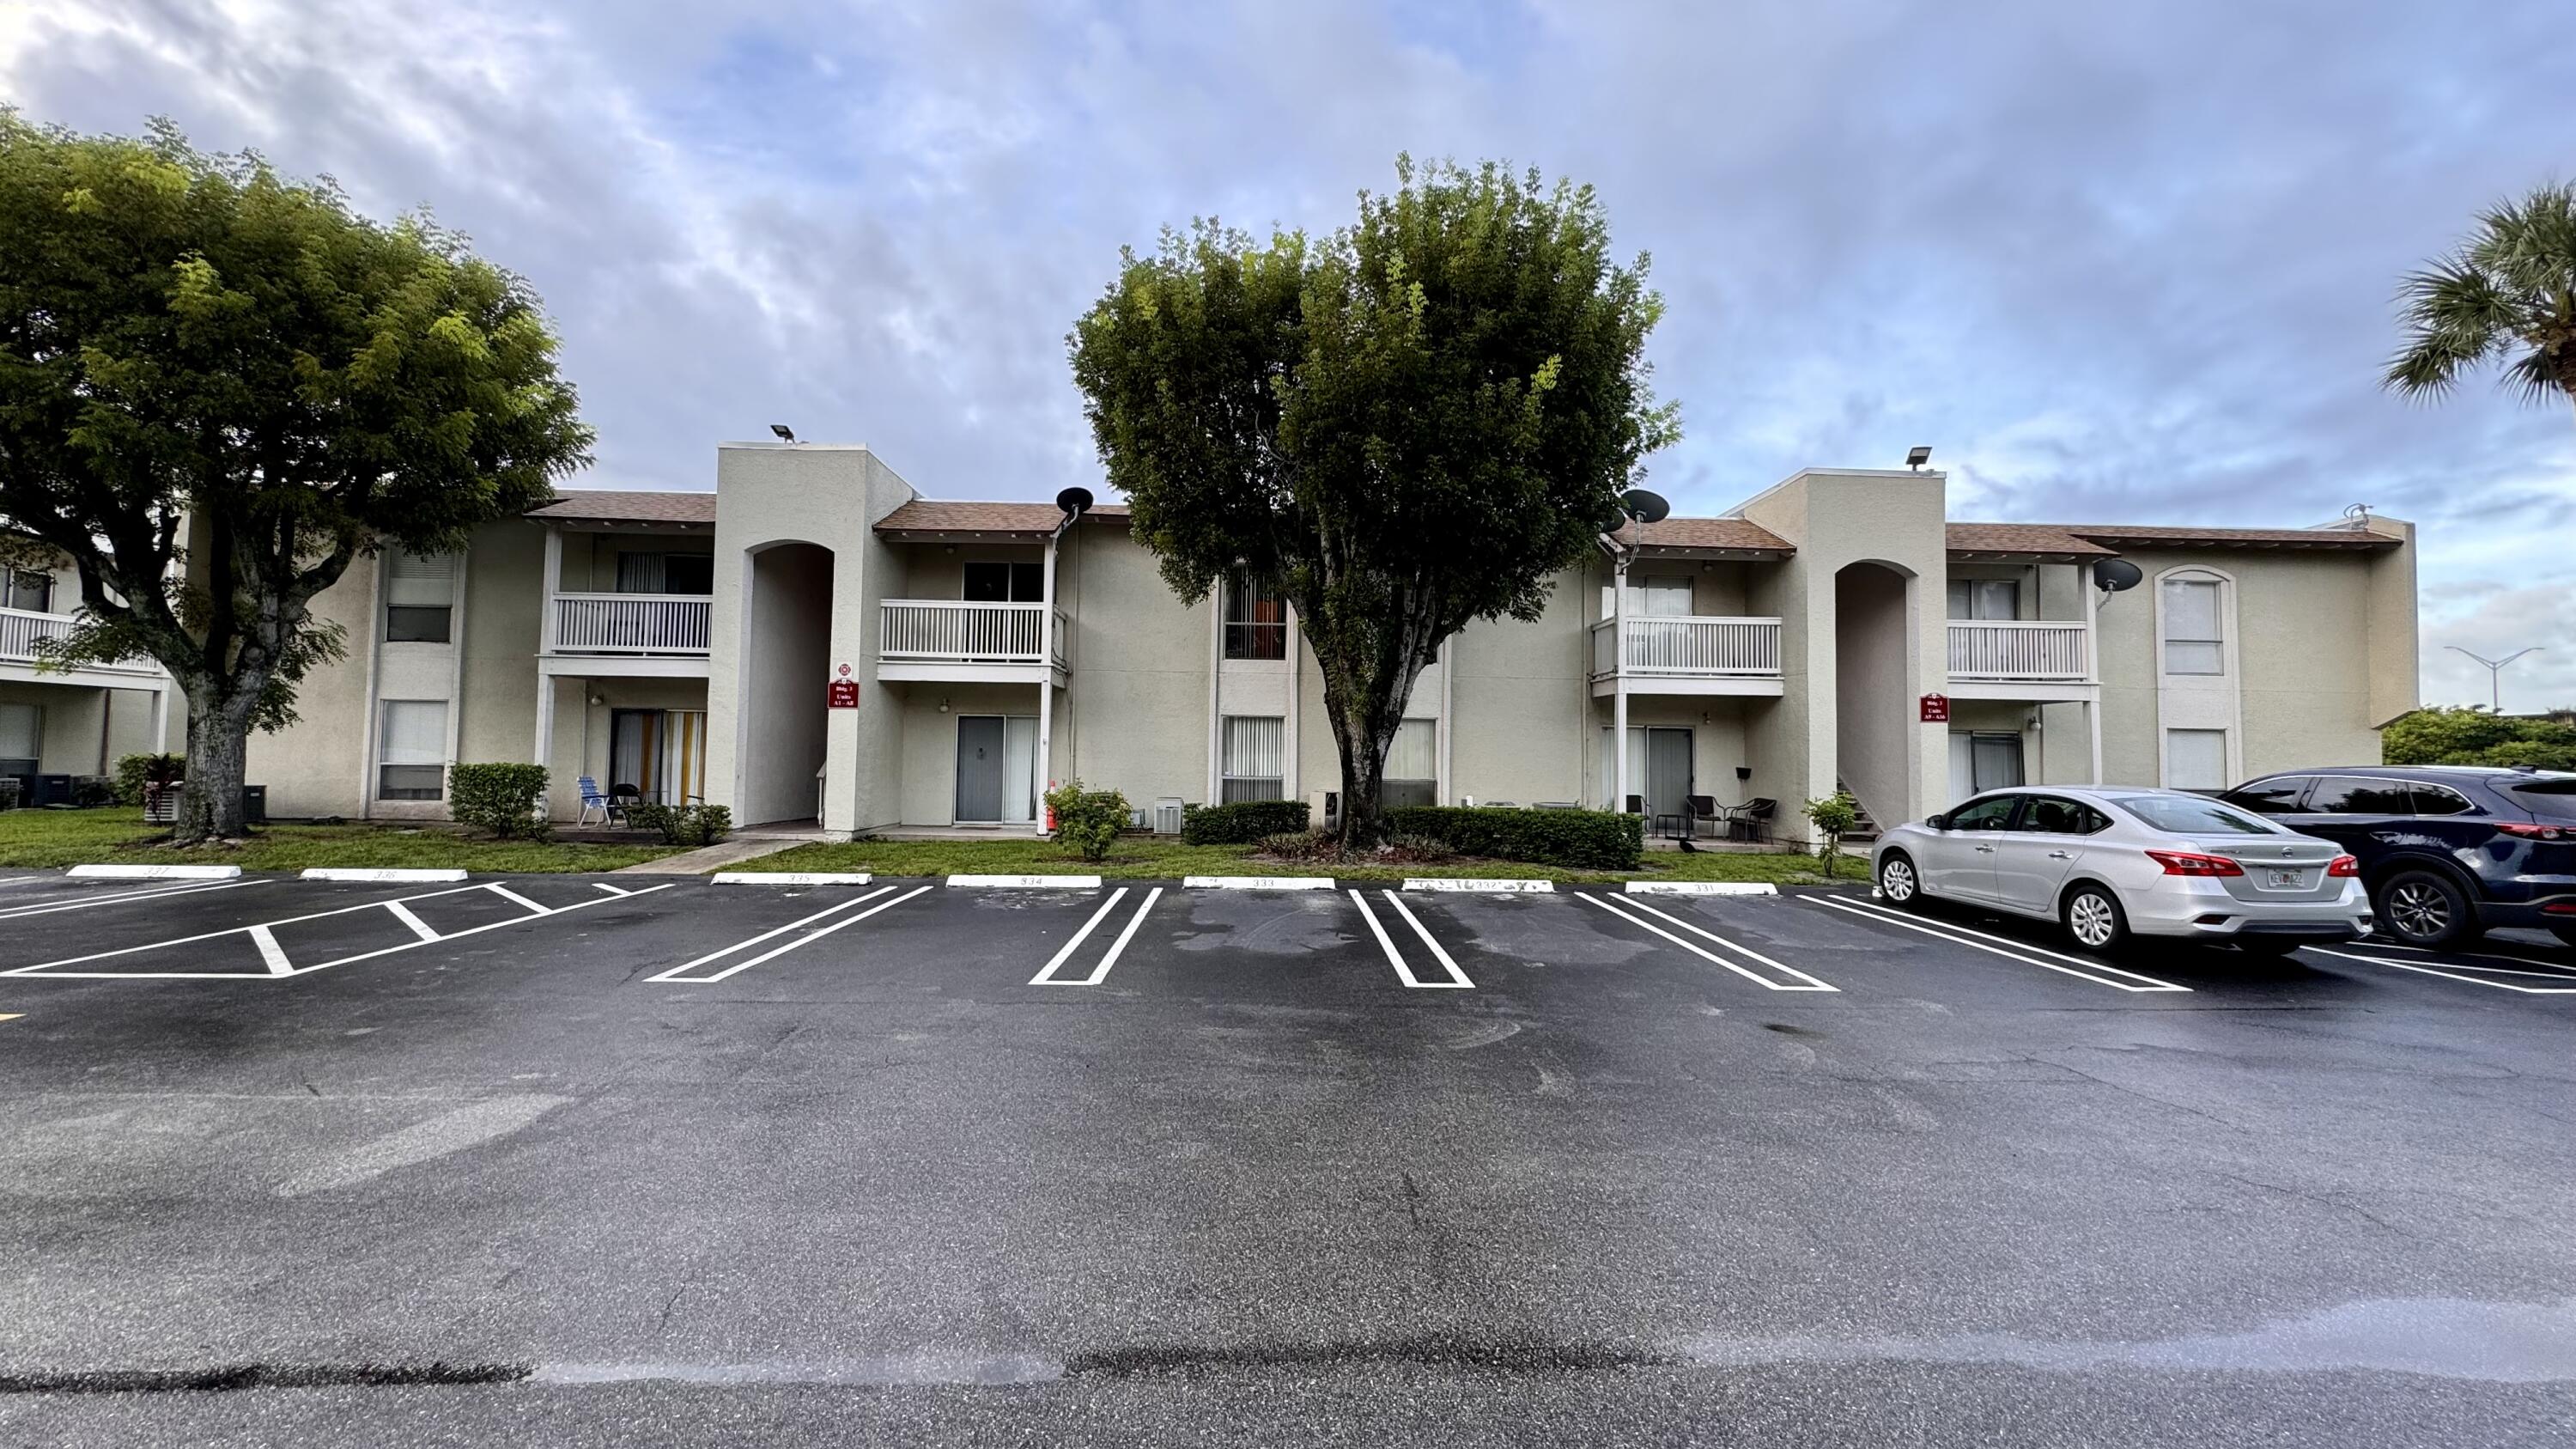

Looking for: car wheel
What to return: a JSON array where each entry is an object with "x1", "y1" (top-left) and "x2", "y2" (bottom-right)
[
  {"x1": 2374, "y1": 869, "x2": 2476, "y2": 950},
  {"x1": 1876, "y1": 851, "x2": 1922, "y2": 910},
  {"x1": 2062, "y1": 884, "x2": 2129, "y2": 957}
]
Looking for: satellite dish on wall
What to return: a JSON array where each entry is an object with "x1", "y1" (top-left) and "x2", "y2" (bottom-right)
[
  {"x1": 1619, "y1": 489, "x2": 1669, "y2": 525},
  {"x1": 1055, "y1": 486, "x2": 1094, "y2": 518},
  {"x1": 2094, "y1": 557, "x2": 2143, "y2": 594}
]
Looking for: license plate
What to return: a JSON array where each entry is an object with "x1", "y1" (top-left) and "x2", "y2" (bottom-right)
[{"x1": 2266, "y1": 868, "x2": 2304, "y2": 888}]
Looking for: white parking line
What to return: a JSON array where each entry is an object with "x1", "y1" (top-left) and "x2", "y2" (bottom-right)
[
  {"x1": 1033, "y1": 887, "x2": 1163, "y2": 986},
  {"x1": 647, "y1": 886, "x2": 895, "y2": 982},
  {"x1": 1577, "y1": 893, "x2": 1838, "y2": 991},
  {"x1": 648, "y1": 886, "x2": 930, "y2": 984},
  {"x1": 2303, "y1": 945, "x2": 2576, "y2": 995},
  {"x1": 485, "y1": 885, "x2": 552, "y2": 916},
  {"x1": 2349, "y1": 940, "x2": 2576, "y2": 975},
  {"x1": 7, "y1": 882, "x2": 679, "y2": 980},
  {"x1": 0, "y1": 878, "x2": 267, "y2": 921},
  {"x1": 384, "y1": 900, "x2": 443, "y2": 942},
  {"x1": 1350, "y1": 889, "x2": 1473, "y2": 989},
  {"x1": 248, "y1": 924, "x2": 293, "y2": 976},
  {"x1": 1029, "y1": 889, "x2": 1129, "y2": 984},
  {"x1": 1811, "y1": 896, "x2": 2191, "y2": 993}
]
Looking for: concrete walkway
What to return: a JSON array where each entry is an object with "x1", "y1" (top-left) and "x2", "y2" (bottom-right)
[{"x1": 611, "y1": 836, "x2": 807, "y2": 875}]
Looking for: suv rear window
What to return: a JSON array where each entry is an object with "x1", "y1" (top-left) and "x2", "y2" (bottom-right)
[
  {"x1": 2227, "y1": 778, "x2": 2312, "y2": 814},
  {"x1": 2109, "y1": 795, "x2": 2280, "y2": 835},
  {"x1": 2510, "y1": 778, "x2": 2576, "y2": 821}
]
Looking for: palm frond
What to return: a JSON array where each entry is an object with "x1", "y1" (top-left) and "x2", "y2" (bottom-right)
[{"x1": 2385, "y1": 256, "x2": 2512, "y2": 394}]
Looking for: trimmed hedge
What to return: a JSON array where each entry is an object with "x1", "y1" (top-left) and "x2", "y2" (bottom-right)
[
  {"x1": 1182, "y1": 798, "x2": 1312, "y2": 844},
  {"x1": 1045, "y1": 779, "x2": 1130, "y2": 861},
  {"x1": 449, "y1": 763, "x2": 552, "y2": 840},
  {"x1": 1382, "y1": 805, "x2": 1643, "y2": 870},
  {"x1": 626, "y1": 801, "x2": 732, "y2": 848}
]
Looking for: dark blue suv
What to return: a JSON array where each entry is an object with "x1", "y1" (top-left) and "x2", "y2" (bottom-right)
[{"x1": 2219, "y1": 766, "x2": 2576, "y2": 949}]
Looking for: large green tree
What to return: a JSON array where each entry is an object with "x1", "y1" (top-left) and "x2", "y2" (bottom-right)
[
  {"x1": 0, "y1": 115, "x2": 590, "y2": 842},
  {"x1": 1071, "y1": 158, "x2": 1676, "y2": 845},
  {"x1": 2385, "y1": 180, "x2": 2576, "y2": 423}
]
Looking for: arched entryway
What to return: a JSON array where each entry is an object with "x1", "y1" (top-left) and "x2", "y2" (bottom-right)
[
  {"x1": 1833, "y1": 560, "x2": 1917, "y2": 833},
  {"x1": 738, "y1": 541, "x2": 835, "y2": 826}
]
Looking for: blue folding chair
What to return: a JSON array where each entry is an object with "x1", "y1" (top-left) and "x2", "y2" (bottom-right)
[{"x1": 574, "y1": 775, "x2": 617, "y2": 825}]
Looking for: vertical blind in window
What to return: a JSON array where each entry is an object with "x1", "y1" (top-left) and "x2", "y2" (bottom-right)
[
  {"x1": 2166, "y1": 728, "x2": 2227, "y2": 790},
  {"x1": 377, "y1": 700, "x2": 448, "y2": 801},
  {"x1": 1946, "y1": 579, "x2": 2020, "y2": 621},
  {"x1": 1220, "y1": 715, "x2": 1285, "y2": 802},
  {"x1": 0, "y1": 702, "x2": 39, "y2": 775},
  {"x1": 2162, "y1": 579, "x2": 2223, "y2": 675},
  {"x1": 385, "y1": 551, "x2": 456, "y2": 643},
  {"x1": 1384, "y1": 719, "x2": 1437, "y2": 783}
]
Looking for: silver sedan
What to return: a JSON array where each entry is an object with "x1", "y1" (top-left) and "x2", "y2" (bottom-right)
[{"x1": 1869, "y1": 786, "x2": 2372, "y2": 957}]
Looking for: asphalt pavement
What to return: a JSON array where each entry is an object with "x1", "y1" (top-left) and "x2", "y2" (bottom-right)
[{"x1": 1, "y1": 870, "x2": 2570, "y2": 1446}]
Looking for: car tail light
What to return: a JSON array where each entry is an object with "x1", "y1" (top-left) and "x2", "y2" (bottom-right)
[
  {"x1": 2148, "y1": 849, "x2": 2245, "y2": 877},
  {"x1": 2497, "y1": 821, "x2": 2571, "y2": 842},
  {"x1": 2327, "y1": 855, "x2": 2360, "y2": 877},
  {"x1": 2543, "y1": 902, "x2": 2576, "y2": 917}
]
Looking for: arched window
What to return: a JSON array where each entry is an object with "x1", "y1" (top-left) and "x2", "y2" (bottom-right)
[{"x1": 2156, "y1": 568, "x2": 2232, "y2": 677}]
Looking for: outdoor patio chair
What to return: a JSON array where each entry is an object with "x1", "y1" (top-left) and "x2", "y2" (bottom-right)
[
  {"x1": 1722, "y1": 798, "x2": 1777, "y2": 843},
  {"x1": 608, "y1": 783, "x2": 644, "y2": 825},
  {"x1": 574, "y1": 776, "x2": 615, "y2": 826},
  {"x1": 1687, "y1": 795, "x2": 1722, "y2": 838}
]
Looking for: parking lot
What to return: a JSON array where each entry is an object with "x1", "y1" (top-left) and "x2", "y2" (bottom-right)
[{"x1": 3, "y1": 870, "x2": 2572, "y2": 1446}]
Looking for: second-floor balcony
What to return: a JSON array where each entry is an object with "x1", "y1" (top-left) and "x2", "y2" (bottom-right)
[
  {"x1": 549, "y1": 593, "x2": 712, "y2": 655},
  {"x1": 879, "y1": 600, "x2": 1068, "y2": 680},
  {"x1": 1947, "y1": 619, "x2": 2090, "y2": 685},
  {"x1": 0, "y1": 606, "x2": 165, "y2": 679},
  {"x1": 1589, "y1": 615, "x2": 1785, "y2": 696}
]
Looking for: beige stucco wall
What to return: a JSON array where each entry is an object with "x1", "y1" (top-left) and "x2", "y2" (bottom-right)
[
  {"x1": 239, "y1": 548, "x2": 380, "y2": 819},
  {"x1": 456, "y1": 520, "x2": 544, "y2": 769},
  {"x1": 706, "y1": 442, "x2": 919, "y2": 834},
  {"x1": 2075, "y1": 542, "x2": 2409, "y2": 789},
  {"x1": 0, "y1": 680, "x2": 163, "y2": 775},
  {"x1": 1451, "y1": 578, "x2": 1589, "y2": 807},
  {"x1": 1060, "y1": 522, "x2": 1212, "y2": 810}
]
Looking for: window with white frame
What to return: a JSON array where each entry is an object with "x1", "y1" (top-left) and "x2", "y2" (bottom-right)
[
  {"x1": 2, "y1": 569, "x2": 53, "y2": 613},
  {"x1": 0, "y1": 702, "x2": 40, "y2": 776},
  {"x1": 384, "y1": 551, "x2": 457, "y2": 643},
  {"x1": 2161, "y1": 575, "x2": 2225, "y2": 675},
  {"x1": 377, "y1": 700, "x2": 448, "y2": 801},
  {"x1": 1224, "y1": 576, "x2": 1288, "y2": 659},
  {"x1": 1220, "y1": 715, "x2": 1285, "y2": 802},
  {"x1": 1381, "y1": 718, "x2": 1437, "y2": 809},
  {"x1": 2165, "y1": 728, "x2": 2229, "y2": 790}
]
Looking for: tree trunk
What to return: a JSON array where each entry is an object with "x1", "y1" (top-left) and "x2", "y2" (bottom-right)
[
  {"x1": 1329, "y1": 692, "x2": 1394, "y2": 849},
  {"x1": 173, "y1": 689, "x2": 258, "y2": 843}
]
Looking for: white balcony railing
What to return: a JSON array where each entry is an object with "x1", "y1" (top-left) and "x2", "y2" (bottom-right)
[
  {"x1": 1590, "y1": 615, "x2": 1783, "y2": 679},
  {"x1": 0, "y1": 606, "x2": 162, "y2": 675},
  {"x1": 549, "y1": 593, "x2": 712, "y2": 654},
  {"x1": 880, "y1": 600, "x2": 1068, "y2": 667},
  {"x1": 1948, "y1": 620, "x2": 2090, "y2": 682}
]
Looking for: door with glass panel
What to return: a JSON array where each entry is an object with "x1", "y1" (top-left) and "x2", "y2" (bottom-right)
[
  {"x1": 609, "y1": 709, "x2": 709, "y2": 804},
  {"x1": 955, "y1": 715, "x2": 1036, "y2": 824}
]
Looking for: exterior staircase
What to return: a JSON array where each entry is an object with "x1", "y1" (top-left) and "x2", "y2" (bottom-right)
[{"x1": 1834, "y1": 778, "x2": 1882, "y2": 846}]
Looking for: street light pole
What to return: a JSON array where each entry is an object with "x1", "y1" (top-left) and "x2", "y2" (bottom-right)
[{"x1": 2445, "y1": 645, "x2": 2543, "y2": 713}]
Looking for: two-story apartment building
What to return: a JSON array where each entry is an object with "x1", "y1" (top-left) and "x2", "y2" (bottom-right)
[
  {"x1": 1, "y1": 557, "x2": 176, "y2": 801},
  {"x1": 216, "y1": 441, "x2": 2418, "y2": 845}
]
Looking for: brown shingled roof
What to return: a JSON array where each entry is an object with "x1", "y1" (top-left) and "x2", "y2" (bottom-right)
[
  {"x1": 527, "y1": 490, "x2": 717, "y2": 525},
  {"x1": 1948, "y1": 521, "x2": 2398, "y2": 555},
  {"x1": 1630, "y1": 517, "x2": 1795, "y2": 556},
  {"x1": 2050, "y1": 523, "x2": 2400, "y2": 551},
  {"x1": 1945, "y1": 523, "x2": 2117, "y2": 558},
  {"x1": 873, "y1": 499, "x2": 1133, "y2": 538}
]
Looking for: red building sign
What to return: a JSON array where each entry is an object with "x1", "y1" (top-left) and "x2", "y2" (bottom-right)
[{"x1": 1919, "y1": 693, "x2": 1949, "y2": 723}]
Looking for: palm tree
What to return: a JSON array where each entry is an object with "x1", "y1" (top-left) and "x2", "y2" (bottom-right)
[{"x1": 2385, "y1": 181, "x2": 2576, "y2": 424}]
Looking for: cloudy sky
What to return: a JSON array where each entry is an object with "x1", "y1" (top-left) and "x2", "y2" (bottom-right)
[{"x1": 5, "y1": 0, "x2": 2572, "y2": 708}]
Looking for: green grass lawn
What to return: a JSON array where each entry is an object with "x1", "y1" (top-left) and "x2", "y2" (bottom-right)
[
  {"x1": 743, "y1": 835, "x2": 1852, "y2": 886},
  {"x1": 0, "y1": 808, "x2": 683, "y2": 873}
]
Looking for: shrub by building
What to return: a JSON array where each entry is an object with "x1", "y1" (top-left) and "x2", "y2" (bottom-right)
[{"x1": 1382, "y1": 806, "x2": 1643, "y2": 870}]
